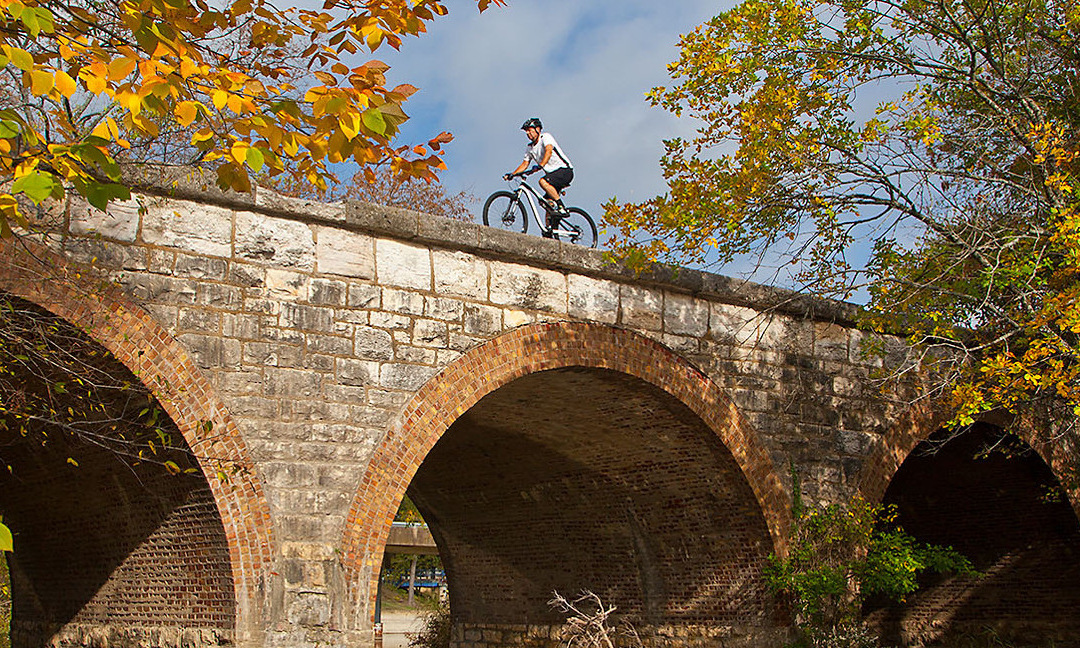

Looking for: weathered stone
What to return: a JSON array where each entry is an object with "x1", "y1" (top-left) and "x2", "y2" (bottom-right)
[
  {"x1": 412, "y1": 318, "x2": 448, "y2": 348},
  {"x1": 179, "y1": 333, "x2": 239, "y2": 369},
  {"x1": 347, "y1": 283, "x2": 380, "y2": 309},
  {"x1": 178, "y1": 307, "x2": 220, "y2": 333},
  {"x1": 315, "y1": 225, "x2": 375, "y2": 279},
  {"x1": 223, "y1": 313, "x2": 262, "y2": 339},
  {"x1": 568, "y1": 274, "x2": 619, "y2": 324},
  {"x1": 281, "y1": 303, "x2": 334, "y2": 332},
  {"x1": 235, "y1": 212, "x2": 315, "y2": 268},
  {"x1": 382, "y1": 287, "x2": 425, "y2": 315},
  {"x1": 337, "y1": 358, "x2": 379, "y2": 386},
  {"x1": 175, "y1": 254, "x2": 229, "y2": 280},
  {"x1": 620, "y1": 284, "x2": 663, "y2": 330},
  {"x1": 141, "y1": 199, "x2": 233, "y2": 257},
  {"x1": 376, "y1": 238, "x2": 430, "y2": 290},
  {"x1": 463, "y1": 304, "x2": 502, "y2": 336},
  {"x1": 378, "y1": 362, "x2": 438, "y2": 391},
  {"x1": 310, "y1": 278, "x2": 347, "y2": 306},
  {"x1": 424, "y1": 296, "x2": 464, "y2": 322},
  {"x1": 265, "y1": 268, "x2": 310, "y2": 301},
  {"x1": 305, "y1": 333, "x2": 352, "y2": 356},
  {"x1": 354, "y1": 327, "x2": 394, "y2": 361},
  {"x1": 393, "y1": 345, "x2": 437, "y2": 365},
  {"x1": 664, "y1": 291, "x2": 710, "y2": 337},
  {"x1": 433, "y1": 249, "x2": 488, "y2": 300},
  {"x1": 285, "y1": 591, "x2": 331, "y2": 626},
  {"x1": 490, "y1": 262, "x2": 566, "y2": 313},
  {"x1": 243, "y1": 341, "x2": 303, "y2": 367},
  {"x1": 370, "y1": 311, "x2": 411, "y2": 330},
  {"x1": 69, "y1": 195, "x2": 140, "y2": 241}
]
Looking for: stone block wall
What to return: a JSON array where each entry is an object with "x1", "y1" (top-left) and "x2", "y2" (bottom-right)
[
  {"x1": 2, "y1": 173, "x2": 1068, "y2": 647},
  {"x1": 19, "y1": 180, "x2": 909, "y2": 646}
]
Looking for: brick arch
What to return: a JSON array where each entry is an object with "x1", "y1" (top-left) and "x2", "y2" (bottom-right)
[
  {"x1": 857, "y1": 409, "x2": 1080, "y2": 644},
  {"x1": 341, "y1": 321, "x2": 791, "y2": 627},
  {"x1": 0, "y1": 238, "x2": 274, "y2": 646},
  {"x1": 856, "y1": 403, "x2": 1080, "y2": 521}
]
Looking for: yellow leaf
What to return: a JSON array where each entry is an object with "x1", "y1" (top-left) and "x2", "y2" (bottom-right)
[
  {"x1": 29, "y1": 70, "x2": 54, "y2": 96},
  {"x1": 80, "y1": 63, "x2": 108, "y2": 94},
  {"x1": 180, "y1": 58, "x2": 199, "y2": 79},
  {"x1": 212, "y1": 89, "x2": 228, "y2": 110},
  {"x1": 90, "y1": 117, "x2": 120, "y2": 140},
  {"x1": 339, "y1": 112, "x2": 361, "y2": 139},
  {"x1": 108, "y1": 56, "x2": 137, "y2": 81},
  {"x1": 230, "y1": 140, "x2": 248, "y2": 165},
  {"x1": 5, "y1": 46, "x2": 33, "y2": 72},
  {"x1": 282, "y1": 134, "x2": 299, "y2": 157},
  {"x1": 54, "y1": 69, "x2": 76, "y2": 97},
  {"x1": 226, "y1": 93, "x2": 243, "y2": 114},
  {"x1": 175, "y1": 101, "x2": 199, "y2": 126}
]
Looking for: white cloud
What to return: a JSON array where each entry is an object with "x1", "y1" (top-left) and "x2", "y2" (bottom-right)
[{"x1": 375, "y1": 0, "x2": 725, "y2": 224}]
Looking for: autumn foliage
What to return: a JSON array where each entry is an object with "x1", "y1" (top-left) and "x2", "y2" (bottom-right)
[
  {"x1": 0, "y1": 0, "x2": 501, "y2": 235},
  {"x1": 606, "y1": 0, "x2": 1080, "y2": 438}
]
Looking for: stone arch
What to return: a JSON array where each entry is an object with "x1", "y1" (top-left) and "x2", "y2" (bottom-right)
[
  {"x1": 0, "y1": 239, "x2": 274, "y2": 646},
  {"x1": 341, "y1": 321, "x2": 791, "y2": 631}
]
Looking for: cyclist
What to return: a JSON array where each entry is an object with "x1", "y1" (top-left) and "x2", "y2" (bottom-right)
[{"x1": 504, "y1": 118, "x2": 574, "y2": 223}]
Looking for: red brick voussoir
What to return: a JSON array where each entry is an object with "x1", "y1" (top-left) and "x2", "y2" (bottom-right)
[
  {"x1": 0, "y1": 237, "x2": 274, "y2": 645},
  {"x1": 340, "y1": 321, "x2": 792, "y2": 627},
  {"x1": 857, "y1": 402, "x2": 1080, "y2": 522}
]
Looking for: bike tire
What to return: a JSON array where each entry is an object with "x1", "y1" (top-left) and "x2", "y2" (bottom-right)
[
  {"x1": 552, "y1": 207, "x2": 598, "y2": 248},
  {"x1": 482, "y1": 191, "x2": 528, "y2": 234}
]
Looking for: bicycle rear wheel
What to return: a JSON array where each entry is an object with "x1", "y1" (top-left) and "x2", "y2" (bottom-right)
[
  {"x1": 482, "y1": 191, "x2": 528, "y2": 233},
  {"x1": 551, "y1": 207, "x2": 597, "y2": 248}
]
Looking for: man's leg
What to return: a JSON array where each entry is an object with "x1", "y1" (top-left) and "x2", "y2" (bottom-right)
[{"x1": 538, "y1": 178, "x2": 561, "y2": 202}]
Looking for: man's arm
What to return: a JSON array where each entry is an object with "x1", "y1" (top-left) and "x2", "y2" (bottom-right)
[{"x1": 538, "y1": 144, "x2": 553, "y2": 168}]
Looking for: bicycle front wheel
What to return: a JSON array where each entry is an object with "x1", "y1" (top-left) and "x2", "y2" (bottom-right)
[
  {"x1": 482, "y1": 191, "x2": 528, "y2": 233},
  {"x1": 552, "y1": 207, "x2": 598, "y2": 248}
]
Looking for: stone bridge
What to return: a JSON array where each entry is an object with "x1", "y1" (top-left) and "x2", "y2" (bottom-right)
[{"x1": 0, "y1": 171, "x2": 1077, "y2": 648}]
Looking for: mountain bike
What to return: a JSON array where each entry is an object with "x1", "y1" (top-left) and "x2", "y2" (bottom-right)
[{"x1": 482, "y1": 168, "x2": 598, "y2": 248}]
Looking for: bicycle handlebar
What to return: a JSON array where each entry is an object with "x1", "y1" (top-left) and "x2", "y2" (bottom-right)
[{"x1": 504, "y1": 166, "x2": 541, "y2": 181}]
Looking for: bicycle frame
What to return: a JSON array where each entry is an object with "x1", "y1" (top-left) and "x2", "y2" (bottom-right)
[{"x1": 507, "y1": 176, "x2": 578, "y2": 239}]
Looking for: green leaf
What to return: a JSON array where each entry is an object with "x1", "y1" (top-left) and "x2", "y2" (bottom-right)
[
  {"x1": 362, "y1": 108, "x2": 387, "y2": 136},
  {"x1": 245, "y1": 146, "x2": 265, "y2": 172},
  {"x1": 0, "y1": 120, "x2": 20, "y2": 138},
  {"x1": 11, "y1": 170, "x2": 60, "y2": 204},
  {"x1": 0, "y1": 520, "x2": 11, "y2": 552},
  {"x1": 8, "y1": 47, "x2": 33, "y2": 72},
  {"x1": 82, "y1": 181, "x2": 131, "y2": 212}
]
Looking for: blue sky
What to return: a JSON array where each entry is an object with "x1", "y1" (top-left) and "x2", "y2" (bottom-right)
[{"x1": 376, "y1": 1, "x2": 727, "y2": 226}]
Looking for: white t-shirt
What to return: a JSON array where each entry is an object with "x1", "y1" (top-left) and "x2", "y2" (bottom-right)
[{"x1": 524, "y1": 132, "x2": 573, "y2": 174}]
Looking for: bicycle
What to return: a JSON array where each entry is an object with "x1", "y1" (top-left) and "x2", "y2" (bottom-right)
[{"x1": 482, "y1": 168, "x2": 598, "y2": 248}]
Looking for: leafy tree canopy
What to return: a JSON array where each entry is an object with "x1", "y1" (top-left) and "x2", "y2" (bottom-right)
[
  {"x1": 605, "y1": 0, "x2": 1080, "y2": 431},
  {"x1": 0, "y1": 0, "x2": 501, "y2": 234},
  {"x1": 268, "y1": 163, "x2": 476, "y2": 221}
]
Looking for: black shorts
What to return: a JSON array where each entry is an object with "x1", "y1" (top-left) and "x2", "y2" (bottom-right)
[{"x1": 543, "y1": 167, "x2": 574, "y2": 192}]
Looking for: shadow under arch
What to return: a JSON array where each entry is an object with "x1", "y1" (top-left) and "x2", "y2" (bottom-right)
[
  {"x1": 856, "y1": 404, "x2": 1080, "y2": 524},
  {"x1": 341, "y1": 322, "x2": 792, "y2": 633},
  {"x1": 0, "y1": 238, "x2": 274, "y2": 646},
  {"x1": 859, "y1": 411, "x2": 1080, "y2": 644}
]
